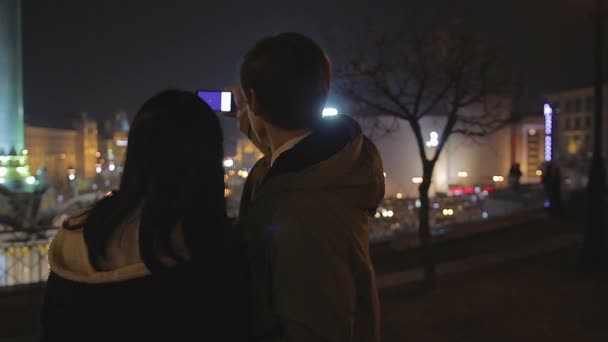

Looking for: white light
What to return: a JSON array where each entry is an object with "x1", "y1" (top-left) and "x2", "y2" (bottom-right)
[
  {"x1": 482, "y1": 212, "x2": 489, "y2": 219},
  {"x1": 16, "y1": 167, "x2": 27, "y2": 174},
  {"x1": 0, "y1": 167, "x2": 6, "y2": 177},
  {"x1": 22, "y1": 149, "x2": 28, "y2": 155},
  {"x1": 322, "y1": 107, "x2": 338, "y2": 117},
  {"x1": 528, "y1": 129, "x2": 536, "y2": 136},
  {"x1": 221, "y1": 92, "x2": 232, "y2": 112},
  {"x1": 396, "y1": 193, "x2": 403, "y2": 199},
  {"x1": 96, "y1": 167, "x2": 102, "y2": 173},
  {"x1": 544, "y1": 104, "x2": 553, "y2": 116},
  {"x1": 536, "y1": 170, "x2": 543, "y2": 176},
  {"x1": 415, "y1": 199, "x2": 421, "y2": 208},
  {"x1": 387, "y1": 210, "x2": 394, "y2": 218},
  {"x1": 109, "y1": 164, "x2": 116, "y2": 172},
  {"x1": 68, "y1": 174, "x2": 76, "y2": 181},
  {"x1": 26, "y1": 176, "x2": 35, "y2": 185},
  {"x1": 383, "y1": 172, "x2": 387, "y2": 178},
  {"x1": 223, "y1": 159, "x2": 235, "y2": 168},
  {"x1": 374, "y1": 212, "x2": 381, "y2": 219},
  {"x1": 492, "y1": 175, "x2": 504, "y2": 183},
  {"x1": 426, "y1": 131, "x2": 439, "y2": 147},
  {"x1": 241, "y1": 170, "x2": 249, "y2": 178},
  {"x1": 0, "y1": 178, "x2": 4, "y2": 184},
  {"x1": 457, "y1": 171, "x2": 468, "y2": 178},
  {"x1": 116, "y1": 139, "x2": 128, "y2": 147},
  {"x1": 433, "y1": 203, "x2": 440, "y2": 209},
  {"x1": 412, "y1": 177, "x2": 423, "y2": 184}
]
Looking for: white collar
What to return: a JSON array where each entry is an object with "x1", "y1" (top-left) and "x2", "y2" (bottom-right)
[{"x1": 271, "y1": 132, "x2": 312, "y2": 166}]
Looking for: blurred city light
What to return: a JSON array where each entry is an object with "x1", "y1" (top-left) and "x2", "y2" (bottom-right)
[
  {"x1": 22, "y1": 149, "x2": 28, "y2": 155},
  {"x1": 322, "y1": 107, "x2": 338, "y2": 117},
  {"x1": 68, "y1": 174, "x2": 76, "y2": 181},
  {"x1": 396, "y1": 192, "x2": 403, "y2": 199},
  {"x1": 223, "y1": 158, "x2": 235, "y2": 168},
  {"x1": 457, "y1": 171, "x2": 468, "y2": 178},
  {"x1": 0, "y1": 178, "x2": 4, "y2": 184},
  {"x1": 109, "y1": 163, "x2": 116, "y2": 172},
  {"x1": 492, "y1": 175, "x2": 504, "y2": 182},
  {"x1": 412, "y1": 177, "x2": 423, "y2": 184},
  {"x1": 0, "y1": 167, "x2": 6, "y2": 177},
  {"x1": 96, "y1": 166, "x2": 102, "y2": 173},
  {"x1": 426, "y1": 131, "x2": 439, "y2": 147},
  {"x1": 16, "y1": 166, "x2": 26, "y2": 174},
  {"x1": 536, "y1": 169, "x2": 543, "y2": 176},
  {"x1": 482, "y1": 212, "x2": 489, "y2": 219},
  {"x1": 25, "y1": 176, "x2": 35, "y2": 185}
]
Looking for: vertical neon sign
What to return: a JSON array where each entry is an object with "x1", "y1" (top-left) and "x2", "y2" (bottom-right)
[{"x1": 544, "y1": 104, "x2": 553, "y2": 162}]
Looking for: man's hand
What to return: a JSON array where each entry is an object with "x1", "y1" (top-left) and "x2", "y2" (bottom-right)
[{"x1": 224, "y1": 86, "x2": 248, "y2": 120}]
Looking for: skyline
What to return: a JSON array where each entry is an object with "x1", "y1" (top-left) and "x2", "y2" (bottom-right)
[{"x1": 21, "y1": 0, "x2": 598, "y2": 132}]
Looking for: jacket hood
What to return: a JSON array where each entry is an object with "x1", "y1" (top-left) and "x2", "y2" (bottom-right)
[
  {"x1": 272, "y1": 115, "x2": 385, "y2": 211},
  {"x1": 48, "y1": 210, "x2": 150, "y2": 284}
]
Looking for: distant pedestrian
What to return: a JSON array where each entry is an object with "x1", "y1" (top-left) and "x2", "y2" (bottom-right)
[
  {"x1": 508, "y1": 163, "x2": 523, "y2": 191},
  {"x1": 40, "y1": 90, "x2": 251, "y2": 341}
]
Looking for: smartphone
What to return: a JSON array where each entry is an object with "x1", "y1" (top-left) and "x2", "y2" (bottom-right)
[{"x1": 196, "y1": 90, "x2": 235, "y2": 112}]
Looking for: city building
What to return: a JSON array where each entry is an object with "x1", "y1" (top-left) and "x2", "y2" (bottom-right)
[
  {"x1": 375, "y1": 113, "x2": 545, "y2": 197},
  {"x1": 545, "y1": 85, "x2": 608, "y2": 188},
  {"x1": 98, "y1": 111, "x2": 130, "y2": 174},
  {"x1": 25, "y1": 115, "x2": 99, "y2": 191}
]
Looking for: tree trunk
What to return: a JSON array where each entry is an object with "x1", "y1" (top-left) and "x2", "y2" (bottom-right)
[{"x1": 418, "y1": 163, "x2": 436, "y2": 289}]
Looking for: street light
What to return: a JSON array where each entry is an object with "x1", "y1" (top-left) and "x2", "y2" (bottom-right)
[{"x1": 322, "y1": 107, "x2": 338, "y2": 117}]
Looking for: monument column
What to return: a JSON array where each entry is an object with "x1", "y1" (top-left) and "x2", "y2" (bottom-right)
[
  {"x1": 0, "y1": 0, "x2": 34, "y2": 191},
  {"x1": 0, "y1": 0, "x2": 24, "y2": 154}
]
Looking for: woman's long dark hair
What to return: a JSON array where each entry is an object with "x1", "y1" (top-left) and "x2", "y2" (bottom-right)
[{"x1": 67, "y1": 90, "x2": 228, "y2": 272}]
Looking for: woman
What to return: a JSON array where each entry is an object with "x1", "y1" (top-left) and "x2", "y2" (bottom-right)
[{"x1": 41, "y1": 90, "x2": 251, "y2": 341}]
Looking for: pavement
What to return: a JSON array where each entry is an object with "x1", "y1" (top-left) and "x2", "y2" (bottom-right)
[{"x1": 377, "y1": 233, "x2": 582, "y2": 289}]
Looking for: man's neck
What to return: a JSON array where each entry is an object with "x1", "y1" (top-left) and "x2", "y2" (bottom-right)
[{"x1": 265, "y1": 123, "x2": 312, "y2": 153}]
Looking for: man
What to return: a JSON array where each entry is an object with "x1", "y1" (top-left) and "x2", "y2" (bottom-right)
[{"x1": 230, "y1": 32, "x2": 384, "y2": 341}]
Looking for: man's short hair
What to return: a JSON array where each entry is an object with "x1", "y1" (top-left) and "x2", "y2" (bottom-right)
[{"x1": 240, "y1": 32, "x2": 331, "y2": 130}]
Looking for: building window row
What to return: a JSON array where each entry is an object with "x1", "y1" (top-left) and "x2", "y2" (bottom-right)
[
  {"x1": 562, "y1": 115, "x2": 593, "y2": 131},
  {"x1": 556, "y1": 95, "x2": 594, "y2": 113}
]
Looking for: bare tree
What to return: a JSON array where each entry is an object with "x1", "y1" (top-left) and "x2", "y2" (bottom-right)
[{"x1": 328, "y1": 18, "x2": 517, "y2": 288}]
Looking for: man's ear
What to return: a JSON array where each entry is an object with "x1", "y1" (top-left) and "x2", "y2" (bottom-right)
[{"x1": 249, "y1": 89, "x2": 263, "y2": 117}]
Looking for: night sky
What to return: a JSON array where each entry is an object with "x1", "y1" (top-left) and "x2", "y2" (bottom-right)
[{"x1": 22, "y1": 0, "x2": 597, "y2": 141}]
